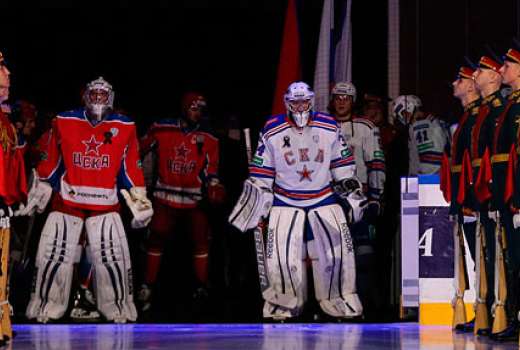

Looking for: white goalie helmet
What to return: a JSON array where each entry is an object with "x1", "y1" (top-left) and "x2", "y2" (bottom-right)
[
  {"x1": 284, "y1": 81, "x2": 315, "y2": 127},
  {"x1": 331, "y1": 82, "x2": 357, "y2": 102},
  {"x1": 392, "y1": 94, "x2": 422, "y2": 125},
  {"x1": 83, "y1": 76, "x2": 114, "y2": 120}
]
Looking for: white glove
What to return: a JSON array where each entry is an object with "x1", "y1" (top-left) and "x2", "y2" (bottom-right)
[
  {"x1": 488, "y1": 211, "x2": 497, "y2": 222},
  {"x1": 120, "y1": 187, "x2": 153, "y2": 229},
  {"x1": 513, "y1": 213, "x2": 520, "y2": 229},
  {"x1": 15, "y1": 170, "x2": 53, "y2": 216},
  {"x1": 463, "y1": 215, "x2": 477, "y2": 224}
]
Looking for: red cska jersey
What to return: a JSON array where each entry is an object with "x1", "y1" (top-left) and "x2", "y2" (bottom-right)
[
  {"x1": 0, "y1": 109, "x2": 27, "y2": 205},
  {"x1": 37, "y1": 109, "x2": 145, "y2": 211},
  {"x1": 141, "y1": 118, "x2": 219, "y2": 208}
]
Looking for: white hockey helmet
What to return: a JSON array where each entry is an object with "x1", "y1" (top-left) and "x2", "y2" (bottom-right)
[
  {"x1": 331, "y1": 82, "x2": 357, "y2": 102},
  {"x1": 284, "y1": 81, "x2": 315, "y2": 127},
  {"x1": 83, "y1": 76, "x2": 114, "y2": 120},
  {"x1": 392, "y1": 95, "x2": 422, "y2": 125}
]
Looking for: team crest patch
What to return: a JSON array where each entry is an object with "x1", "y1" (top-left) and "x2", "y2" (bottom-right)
[
  {"x1": 40, "y1": 151, "x2": 48, "y2": 161},
  {"x1": 312, "y1": 135, "x2": 319, "y2": 143},
  {"x1": 110, "y1": 127, "x2": 119, "y2": 137}
]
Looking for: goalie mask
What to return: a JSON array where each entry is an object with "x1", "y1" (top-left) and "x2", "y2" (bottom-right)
[
  {"x1": 392, "y1": 94, "x2": 422, "y2": 125},
  {"x1": 83, "y1": 77, "x2": 114, "y2": 121},
  {"x1": 284, "y1": 81, "x2": 314, "y2": 128}
]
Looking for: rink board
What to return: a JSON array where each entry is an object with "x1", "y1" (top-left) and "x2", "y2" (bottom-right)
[{"x1": 401, "y1": 175, "x2": 475, "y2": 325}]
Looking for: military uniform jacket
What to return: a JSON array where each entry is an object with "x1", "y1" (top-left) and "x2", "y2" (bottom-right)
[
  {"x1": 470, "y1": 90, "x2": 506, "y2": 209},
  {"x1": 492, "y1": 90, "x2": 520, "y2": 210},
  {"x1": 449, "y1": 99, "x2": 480, "y2": 215}
]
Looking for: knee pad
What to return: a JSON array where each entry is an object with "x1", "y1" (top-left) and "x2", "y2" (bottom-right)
[
  {"x1": 264, "y1": 206, "x2": 306, "y2": 312},
  {"x1": 26, "y1": 212, "x2": 84, "y2": 321},
  {"x1": 307, "y1": 204, "x2": 362, "y2": 318},
  {"x1": 86, "y1": 212, "x2": 137, "y2": 322}
]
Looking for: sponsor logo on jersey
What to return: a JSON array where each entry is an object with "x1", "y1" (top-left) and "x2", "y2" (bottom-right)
[
  {"x1": 341, "y1": 149, "x2": 351, "y2": 158},
  {"x1": 252, "y1": 156, "x2": 264, "y2": 166}
]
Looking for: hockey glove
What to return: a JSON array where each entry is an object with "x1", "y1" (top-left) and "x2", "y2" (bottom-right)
[
  {"x1": 333, "y1": 177, "x2": 367, "y2": 224},
  {"x1": 207, "y1": 179, "x2": 226, "y2": 204},
  {"x1": 121, "y1": 187, "x2": 154, "y2": 229},
  {"x1": 15, "y1": 170, "x2": 52, "y2": 216},
  {"x1": 363, "y1": 201, "x2": 381, "y2": 224}
]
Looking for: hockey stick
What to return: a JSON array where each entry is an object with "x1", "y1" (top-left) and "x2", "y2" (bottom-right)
[{"x1": 243, "y1": 128, "x2": 297, "y2": 309}]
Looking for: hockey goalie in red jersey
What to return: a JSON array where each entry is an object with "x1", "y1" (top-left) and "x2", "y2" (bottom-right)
[
  {"x1": 137, "y1": 92, "x2": 225, "y2": 312},
  {"x1": 19, "y1": 77, "x2": 153, "y2": 323}
]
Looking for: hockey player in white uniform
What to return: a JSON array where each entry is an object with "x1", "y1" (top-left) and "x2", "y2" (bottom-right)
[
  {"x1": 392, "y1": 95, "x2": 450, "y2": 175},
  {"x1": 328, "y1": 82, "x2": 385, "y2": 312},
  {"x1": 229, "y1": 81, "x2": 366, "y2": 320},
  {"x1": 329, "y1": 82, "x2": 385, "y2": 220}
]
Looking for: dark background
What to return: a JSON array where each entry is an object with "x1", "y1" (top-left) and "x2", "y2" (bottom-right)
[{"x1": 2, "y1": 2, "x2": 387, "y2": 134}]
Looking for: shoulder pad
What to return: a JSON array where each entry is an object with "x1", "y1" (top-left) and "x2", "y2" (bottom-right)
[
  {"x1": 57, "y1": 109, "x2": 84, "y2": 118},
  {"x1": 352, "y1": 116, "x2": 376, "y2": 129}
]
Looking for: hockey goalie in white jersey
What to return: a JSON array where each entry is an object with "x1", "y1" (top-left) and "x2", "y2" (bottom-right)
[{"x1": 229, "y1": 82, "x2": 366, "y2": 320}]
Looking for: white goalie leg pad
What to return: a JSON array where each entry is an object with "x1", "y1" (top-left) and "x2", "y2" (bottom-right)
[
  {"x1": 26, "y1": 212, "x2": 84, "y2": 321},
  {"x1": 229, "y1": 178, "x2": 273, "y2": 232},
  {"x1": 307, "y1": 204, "x2": 363, "y2": 318},
  {"x1": 262, "y1": 206, "x2": 306, "y2": 318},
  {"x1": 86, "y1": 212, "x2": 137, "y2": 322}
]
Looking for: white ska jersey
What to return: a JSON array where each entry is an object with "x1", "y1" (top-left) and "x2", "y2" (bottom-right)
[
  {"x1": 408, "y1": 114, "x2": 450, "y2": 175},
  {"x1": 249, "y1": 112, "x2": 356, "y2": 208},
  {"x1": 337, "y1": 116, "x2": 385, "y2": 202}
]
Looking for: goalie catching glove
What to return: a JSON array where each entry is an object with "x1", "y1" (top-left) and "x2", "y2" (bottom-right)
[
  {"x1": 120, "y1": 187, "x2": 154, "y2": 229},
  {"x1": 333, "y1": 177, "x2": 368, "y2": 224},
  {"x1": 15, "y1": 169, "x2": 53, "y2": 216}
]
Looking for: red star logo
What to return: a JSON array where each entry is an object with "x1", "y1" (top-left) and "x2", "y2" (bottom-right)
[
  {"x1": 82, "y1": 135, "x2": 103, "y2": 156},
  {"x1": 297, "y1": 165, "x2": 314, "y2": 182},
  {"x1": 175, "y1": 143, "x2": 191, "y2": 160}
]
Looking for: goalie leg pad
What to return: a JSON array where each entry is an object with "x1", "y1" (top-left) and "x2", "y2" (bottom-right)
[
  {"x1": 86, "y1": 212, "x2": 137, "y2": 322},
  {"x1": 307, "y1": 204, "x2": 363, "y2": 318},
  {"x1": 228, "y1": 178, "x2": 273, "y2": 232},
  {"x1": 26, "y1": 212, "x2": 84, "y2": 321},
  {"x1": 262, "y1": 206, "x2": 306, "y2": 317}
]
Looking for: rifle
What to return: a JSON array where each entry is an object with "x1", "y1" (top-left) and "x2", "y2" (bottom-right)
[
  {"x1": 474, "y1": 213, "x2": 489, "y2": 334},
  {"x1": 492, "y1": 211, "x2": 508, "y2": 334},
  {"x1": 453, "y1": 219, "x2": 469, "y2": 329}
]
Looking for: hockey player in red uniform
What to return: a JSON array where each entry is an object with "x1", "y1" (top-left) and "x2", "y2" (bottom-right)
[
  {"x1": 138, "y1": 92, "x2": 225, "y2": 312},
  {"x1": 19, "y1": 77, "x2": 153, "y2": 323},
  {"x1": 0, "y1": 51, "x2": 28, "y2": 343}
]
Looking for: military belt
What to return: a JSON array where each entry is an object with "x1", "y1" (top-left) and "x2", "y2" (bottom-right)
[{"x1": 491, "y1": 153, "x2": 509, "y2": 163}]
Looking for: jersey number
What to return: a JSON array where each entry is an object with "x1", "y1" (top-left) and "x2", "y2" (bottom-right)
[{"x1": 415, "y1": 130, "x2": 429, "y2": 144}]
